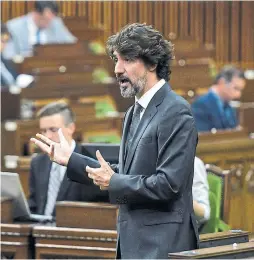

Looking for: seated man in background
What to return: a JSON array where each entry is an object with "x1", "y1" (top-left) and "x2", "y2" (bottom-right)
[
  {"x1": 191, "y1": 66, "x2": 246, "y2": 132},
  {"x1": 28, "y1": 101, "x2": 109, "y2": 216},
  {"x1": 1, "y1": 23, "x2": 18, "y2": 91},
  {"x1": 1, "y1": 23, "x2": 34, "y2": 92},
  {"x1": 3, "y1": 0, "x2": 76, "y2": 59},
  {"x1": 193, "y1": 157, "x2": 210, "y2": 230}
]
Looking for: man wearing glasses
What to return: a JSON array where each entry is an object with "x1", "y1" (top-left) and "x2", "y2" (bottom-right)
[
  {"x1": 28, "y1": 101, "x2": 109, "y2": 217},
  {"x1": 192, "y1": 66, "x2": 246, "y2": 132}
]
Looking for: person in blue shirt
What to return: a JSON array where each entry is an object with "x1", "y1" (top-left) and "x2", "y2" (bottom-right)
[{"x1": 191, "y1": 66, "x2": 246, "y2": 132}]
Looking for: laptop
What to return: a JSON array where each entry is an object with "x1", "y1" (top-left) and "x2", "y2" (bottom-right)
[{"x1": 0, "y1": 172, "x2": 53, "y2": 222}]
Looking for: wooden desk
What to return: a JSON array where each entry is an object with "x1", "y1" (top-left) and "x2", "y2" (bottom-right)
[
  {"x1": 33, "y1": 226, "x2": 251, "y2": 259},
  {"x1": 56, "y1": 202, "x2": 118, "y2": 230},
  {"x1": 168, "y1": 241, "x2": 254, "y2": 259},
  {"x1": 21, "y1": 83, "x2": 133, "y2": 113},
  {"x1": 199, "y1": 230, "x2": 249, "y2": 248},
  {"x1": 33, "y1": 226, "x2": 116, "y2": 259},
  {"x1": 0, "y1": 223, "x2": 34, "y2": 259},
  {"x1": 1, "y1": 197, "x2": 13, "y2": 223}
]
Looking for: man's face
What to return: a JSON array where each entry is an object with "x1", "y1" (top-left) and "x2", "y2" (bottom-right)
[
  {"x1": 221, "y1": 77, "x2": 246, "y2": 101},
  {"x1": 39, "y1": 114, "x2": 73, "y2": 143},
  {"x1": 113, "y1": 51, "x2": 148, "y2": 98},
  {"x1": 37, "y1": 9, "x2": 56, "y2": 29}
]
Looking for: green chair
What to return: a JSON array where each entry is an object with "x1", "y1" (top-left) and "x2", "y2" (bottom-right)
[
  {"x1": 88, "y1": 134, "x2": 121, "y2": 144},
  {"x1": 201, "y1": 172, "x2": 230, "y2": 233},
  {"x1": 95, "y1": 101, "x2": 116, "y2": 118}
]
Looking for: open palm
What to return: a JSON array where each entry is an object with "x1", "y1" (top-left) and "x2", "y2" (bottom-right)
[{"x1": 30, "y1": 129, "x2": 72, "y2": 166}]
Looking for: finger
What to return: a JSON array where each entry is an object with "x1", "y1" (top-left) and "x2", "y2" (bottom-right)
[
  {"x1": 58, "y1": 128, "x2": 69, "y2": 146},
  {"x1": 49, "y1": 144, "x2": 54, "y2": 161},
  {"x1": 35, "y1": 133, "x2": 54, "y2": 146},
  {"x1": 30, "y1": 138, "x2": 51, "y2": 154},
  {"x1": 96, "y1": 150, "x2": 108, "y2": 167},
  {"x1": 86, "y1": 165, "x2": 94, "y2": 174},
  {"x1": 87, "y1": 172, "x2": 94, "y2": 179}
]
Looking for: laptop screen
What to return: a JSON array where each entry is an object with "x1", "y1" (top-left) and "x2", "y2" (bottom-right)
[{"x1": 1, "y1": 171, "x2": 30, "y2": 219}]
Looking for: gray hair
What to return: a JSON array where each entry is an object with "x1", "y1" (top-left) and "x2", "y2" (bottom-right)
[{"x1": 36, "y1": 101, "x2": 75, "y2": 125}]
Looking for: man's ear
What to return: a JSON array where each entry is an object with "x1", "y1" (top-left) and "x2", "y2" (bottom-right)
[
  {"x1": 67, "y1": 123, "x2": 76, "y2": 136},
  {"x1": 149, "y1": 64, "x2": 157, "y2": 72}
]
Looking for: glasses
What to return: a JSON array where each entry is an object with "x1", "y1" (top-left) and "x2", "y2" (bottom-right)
[{"x1": 40, "y1": 127, "x2": 60, "y2": 134}]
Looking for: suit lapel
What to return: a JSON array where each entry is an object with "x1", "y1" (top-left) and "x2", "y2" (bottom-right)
[
  {"x1": 119, "y1": 106, "x2": 134, "y2": 173},
  {"x1": 123, "y1": 83, "x2": 169, "y2": 174},
  {"x1": 39, "y1": 156, "x2": 52, "y2": 214}
]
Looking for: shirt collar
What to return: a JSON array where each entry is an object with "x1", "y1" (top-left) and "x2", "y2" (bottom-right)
[
  {"x1": 135, "y1": 79, "x2": 165, "y2": 109},
  {"x1": 70, "y1": 139, "x2": 76, "y2": 152}
]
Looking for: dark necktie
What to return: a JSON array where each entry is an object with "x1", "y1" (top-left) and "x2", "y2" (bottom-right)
[
  {"x1": 36, "y1": 29, "x2": 41, "y2": 45},
  {"x1": 223, "y1": 103, "x2": 235, "y2": 128},
  {"x1": 125, "y1": 102, "x2": 143, "y2": 157}
]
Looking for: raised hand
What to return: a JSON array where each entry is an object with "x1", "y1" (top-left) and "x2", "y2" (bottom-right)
[
  {"x1": 86, "y1": 150, "x2": 114, "y2": 190},
  {"x1": 30, "y1": 128, "x2": 72, "y2": 166}
]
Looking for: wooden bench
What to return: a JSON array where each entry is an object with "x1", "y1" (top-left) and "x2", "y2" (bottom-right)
[
  {"x1": 197, "y1": 134, "x2": 254, "y2": 233},
  {"x1": 0, "y1": 223, "x2": 34, "y2": 259}
]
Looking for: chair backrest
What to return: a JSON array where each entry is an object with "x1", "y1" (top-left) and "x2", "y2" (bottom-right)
[{"x1": 202, "y1": 172, "x2": 223, "y2": 233}]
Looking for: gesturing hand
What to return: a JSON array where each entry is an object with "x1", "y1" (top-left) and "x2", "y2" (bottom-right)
[
  {"x1": 30, "y1": 128, "x2": 72, "y2": 166},
  {"x1": 86, "y1": 150, "x2": 114, "y2": 190}
]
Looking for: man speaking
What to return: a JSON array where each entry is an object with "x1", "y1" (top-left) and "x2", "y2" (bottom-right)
[{"x1": 31, "y1": 23, "x2": 199, "y2": 259}]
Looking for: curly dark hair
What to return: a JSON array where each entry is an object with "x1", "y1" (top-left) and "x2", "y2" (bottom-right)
[{"x1": 106, "y1": 23, "x2": 174, "y2": 82}]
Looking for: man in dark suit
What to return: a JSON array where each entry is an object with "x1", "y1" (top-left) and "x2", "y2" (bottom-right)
[
  {"x1": 28, "y1": 101, "x2": 108, "y2": 216},
  {"x1": 31, "y1": 23, "x2": 199, "y2": 258},
  {"x1": 191, "y1": 66, "x2": 246, "y2": 132},
  {"x1": 1, "y1": 23, "x2": 18, "y2": 91}
]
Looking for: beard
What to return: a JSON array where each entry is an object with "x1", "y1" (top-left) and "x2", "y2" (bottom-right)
[{"x1": 117, "y1": 72, "x2": 147, "y2": 98}]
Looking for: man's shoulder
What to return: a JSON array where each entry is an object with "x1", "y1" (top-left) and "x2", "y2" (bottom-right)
[
  {"x1": 193, "y1": 92, "x2": 212, "y2": 105},
  {"x1": 50, "y1": 17, "x2": 65, "y2": 29},
  {"x1": 7, "y1": 15, "x2": 27, "y2": 29},
  {"x1": 165, "y1": 90, "x2": 192, "y2": 111}
]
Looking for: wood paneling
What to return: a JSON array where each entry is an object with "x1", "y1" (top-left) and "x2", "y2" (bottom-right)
[{"x1": 1, "y1": 1, "x2": 253, "y2": 64}]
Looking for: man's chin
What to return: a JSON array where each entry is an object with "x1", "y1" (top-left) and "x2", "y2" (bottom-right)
[{"x1": 120, "y1": 89, "x2": 135, "y2": 98}]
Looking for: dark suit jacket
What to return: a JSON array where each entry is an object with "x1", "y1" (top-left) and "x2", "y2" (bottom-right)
[
  {"x1": 191, "y1": 91, "x2": 238, "y2": 132},
  {"x1": 66, "y1": 83, "x2": 199, "y2": 259},
  {"x1": 1, "y1": 56, "x2": 18, "y2": 90},
  {"x1": 28, "y1": 144, "x2": 109, "y2": 215}
]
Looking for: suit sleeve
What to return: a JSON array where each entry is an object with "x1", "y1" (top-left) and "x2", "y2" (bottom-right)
[
  {"x1": 27, "y1": 158, "x2": 37, "y2": 213},
  {"x1": 67, "y1": 152, "x2": 119, "y2": 185},
  {"x1": 108, "y1": 106, "x2": 198, "y2": 204}
]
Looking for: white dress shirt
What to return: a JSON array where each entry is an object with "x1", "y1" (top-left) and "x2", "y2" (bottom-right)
[
  {"x1": 192, "y1": 157, "x2": 211, "y2": 224},
  {"x1": 136, "y1": 79, "x2": 166, "y2": 119},
  {"x1": 27, "y1": 14, "x2": 47, "y2": 46}
]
